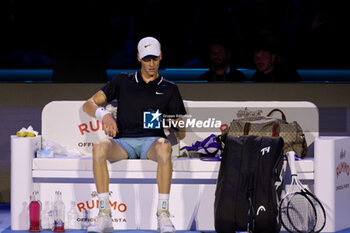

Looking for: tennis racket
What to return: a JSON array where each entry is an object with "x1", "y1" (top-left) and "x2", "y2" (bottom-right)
[{"x1": 279, "y1": 151, "x2": 326, "y2": 233}]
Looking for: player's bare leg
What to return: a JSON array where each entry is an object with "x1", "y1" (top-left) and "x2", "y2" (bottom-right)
[
  {"x1": 88, "y1": 139, "x2": 128, "y2": 233},
  {"x1": 147, "y1": 138, "x2": 175, "y2": 233}
]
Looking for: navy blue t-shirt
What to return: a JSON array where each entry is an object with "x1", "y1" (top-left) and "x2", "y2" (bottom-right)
[{"x1": 101, "y1": 71, "x2": 187, "y2": 138}]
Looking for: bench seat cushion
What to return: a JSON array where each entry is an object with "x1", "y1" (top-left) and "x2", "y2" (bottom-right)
[{"x1": 32, "y1": 157, "x2": 313, "y2": 173}]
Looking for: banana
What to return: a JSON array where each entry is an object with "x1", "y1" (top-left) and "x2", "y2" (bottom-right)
[
  {"x1": 16, "y1": 131, "x2": 36, "y2": 137},
  {"x1": 16, "y1": 131, "x2": 26, "y2": 137},
  {"x1": 25, "y1": 132, "x2": 36, "y2": 137}
]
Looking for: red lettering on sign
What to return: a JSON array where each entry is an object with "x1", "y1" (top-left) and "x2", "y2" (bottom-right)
[
  {"x1": 77, "y1": 202, "x2": 86, "y2": 212},
  {"x1": 90, "y1": 121, "x2": 100, "y2": 132},
  {"x1": 76, "y1": 199, "x2": 127, "y2": 213},
  {"x1": 110, "y1": 200, "x2": 117, "y2": 210},
  {"x1": 78, "y1": 123, "x2": 90, "y2": 135},
  {"x1": 118, "y1": 203, "x2": 127, "y2": 212},
  {"x1": 86, "y1": 200, "x2": 95, "y2": 209},
  {"x1": 78, "y1": 120, "x2": 105, "y2": 135},
  {"x1": 336, "y1": 161, "x2": 350, "y2": 178}
]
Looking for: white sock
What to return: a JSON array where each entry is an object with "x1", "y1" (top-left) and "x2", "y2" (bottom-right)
[
  {"x1": 157, "y1": 193, "x2": 170, "y2": 215},
  {"x1": 98, "y1": 192, "x2": 111, "y2": 214}
]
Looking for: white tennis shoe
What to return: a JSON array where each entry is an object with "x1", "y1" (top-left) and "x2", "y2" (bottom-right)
[
  {"x1": 157, "y1": 212, "x2": 176, "y2": 233},
  {"x1": 87, "y1": 212, "x2": 113, "y2": 233}
]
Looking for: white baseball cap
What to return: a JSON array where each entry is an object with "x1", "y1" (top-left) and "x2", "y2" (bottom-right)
[{"x1": 137, "y1": 37, "x2": 161, "y2": 59}]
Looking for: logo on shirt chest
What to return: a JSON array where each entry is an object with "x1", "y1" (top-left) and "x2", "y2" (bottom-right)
[{"x1": 143, "y1": 110, "x2": 162, "y2": 129}]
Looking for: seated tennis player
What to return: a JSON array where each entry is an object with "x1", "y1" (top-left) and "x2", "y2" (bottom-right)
[{"x1": 83, "y1": 36, "x2": 186, "y2": 233}]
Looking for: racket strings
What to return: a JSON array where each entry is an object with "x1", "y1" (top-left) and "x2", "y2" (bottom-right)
[
  {"x1": 295, "y1": 178, "x2": 326, "y2": 232},
  {"x1": 287, "y1": 193, "x2": 316, "y2": 232},
  {"x1": 280, "y1": 152, "x2": 326, "y2": 233},
  {"x1": 280, "y1": 177, "x2": 301, "y2": 232},
  {"x1": 280, "y1": 197, "x2": 296, "y2": 232},
  {"x1": 302, "y1": 191, "x2": 326, "y2": 233},
  {"x1": 285, "y1": 177, "x2": 326, "y2": 233}
]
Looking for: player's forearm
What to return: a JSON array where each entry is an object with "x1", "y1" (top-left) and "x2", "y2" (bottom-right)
[
  {"x1": 83, "y1": 90, "x2": 108, "y2": 118},
  {"x1": 82, "y1": 99, "x2": 99, "y2": 117}
]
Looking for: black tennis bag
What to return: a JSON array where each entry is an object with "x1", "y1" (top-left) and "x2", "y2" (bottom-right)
[{"x1": 214, "y1": 135, "x2": 285, "y2": 233}]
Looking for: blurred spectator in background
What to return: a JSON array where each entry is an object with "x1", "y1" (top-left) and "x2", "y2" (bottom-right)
[
  {"x1": 252, "y1": 22, "x2": 288, "y2": 65},
  {"x1": 252, "y1": 42, "x2": 301, "y2": 82},
  {"x1": 199, "y1": 41, "x2": 246, "y2": 82}
]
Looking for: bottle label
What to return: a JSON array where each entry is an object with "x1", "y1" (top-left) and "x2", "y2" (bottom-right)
[{"x1": 55, "y1": 220, "x2": 63, "y2": 227}]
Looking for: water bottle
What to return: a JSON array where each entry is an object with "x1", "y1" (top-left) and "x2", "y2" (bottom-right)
[
  {"x1": 41, "y1": 201, "x2": 54, "y2": 229},
  {"x1": 81, "y1": 209, "x2": 90, "y2": 230},
  {"x1": 67, "y1": 201, "x2": 80, "y2": 229},
  {"x1": 29, "y1": 191, "x2": 41, "y2": 232},
  {"x1": 53, "y1": 191, "x2": 65, "y2": 232}
]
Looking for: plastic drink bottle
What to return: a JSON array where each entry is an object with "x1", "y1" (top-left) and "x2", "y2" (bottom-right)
[
  {"x1": 53, "y1": 191, "x2": 65, "y2": 232},
  {"x1": 81, "y1": 209, "x2": 90, "y2": 230},
  {"x1": 67, "y1": 201, "x2": 80, "y2": 229},
  {"x1": 41, "y1": 201, "x2": 54, "y2": 229},
  {"x1": 29, "y1": 191, "x2": 41, "y2": 232}
]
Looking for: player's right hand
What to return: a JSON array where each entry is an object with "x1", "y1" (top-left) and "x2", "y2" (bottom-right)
[{"x1": 102, "y1": 114, "x2": 118, "y2": 137}]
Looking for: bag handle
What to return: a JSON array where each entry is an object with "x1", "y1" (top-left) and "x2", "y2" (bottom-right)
[
  {"x1": 244, "y1": 122, "x2": 280, "y2": 136},
  {"x1": 244, "y1": 122, "x2": 250, "y2": 135},
  {"x1": 267, "y1": 108, "x2": 287, "y2": 121},
  {"x1": 272, "y1": 123, "x2": 279, "y2": 136}
]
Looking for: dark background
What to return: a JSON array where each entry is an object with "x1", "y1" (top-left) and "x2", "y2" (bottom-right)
[{"x1": 0, "y1": 0, "x2": 349, "y2": 70}]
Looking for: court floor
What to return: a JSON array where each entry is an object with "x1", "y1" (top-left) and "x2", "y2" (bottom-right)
[{"x1": 1, "y1": 204, "x2": 350, "y2": 233}]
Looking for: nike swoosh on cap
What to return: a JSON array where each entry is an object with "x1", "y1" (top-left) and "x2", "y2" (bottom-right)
[{"x1": 156, "y1": 91, "x2": 164, "y2": 95}]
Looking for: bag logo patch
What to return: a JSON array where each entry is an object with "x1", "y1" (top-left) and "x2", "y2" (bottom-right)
[
  {"x1": 261, "y1": 146, "x2": 270, "y2": 155},
  {"x1": 256, "y1": 205, "x2": 266, "y2": 215}
]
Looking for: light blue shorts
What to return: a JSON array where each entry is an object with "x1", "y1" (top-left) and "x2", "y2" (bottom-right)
[{"x1": 114, "y1": 137, "x2": 160, "y2": 159}]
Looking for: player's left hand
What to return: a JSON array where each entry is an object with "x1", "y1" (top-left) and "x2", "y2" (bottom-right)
[{"x1": 102, "y1": 114, "x2": 118, "y2": 137}]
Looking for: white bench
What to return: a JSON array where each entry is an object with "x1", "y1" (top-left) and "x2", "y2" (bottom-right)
[{"x1": 11, "y1": 100, "x2": 319, "y2": 231}]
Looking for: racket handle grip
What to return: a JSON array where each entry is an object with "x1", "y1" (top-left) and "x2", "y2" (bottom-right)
[{"x1": 287, "y1": 151, "x2": 297, "y2": 175}]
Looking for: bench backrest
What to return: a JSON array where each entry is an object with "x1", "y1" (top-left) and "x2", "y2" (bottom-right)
[{"x1": 42, "y1": 101, "x2": 319, "y2": 157}]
